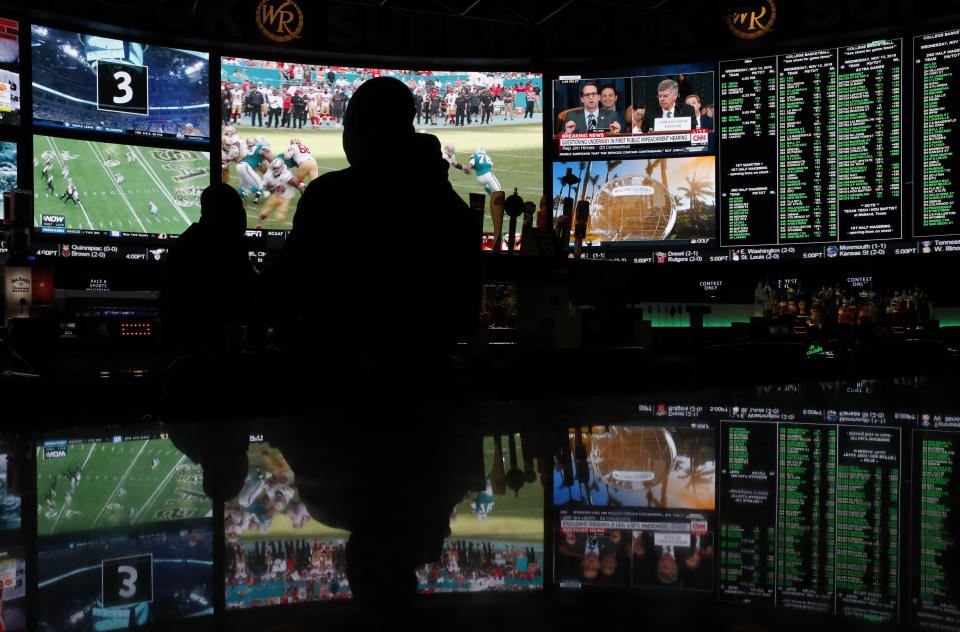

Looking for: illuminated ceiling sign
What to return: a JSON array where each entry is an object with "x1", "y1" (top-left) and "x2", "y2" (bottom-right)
[
  {"x1": 256, "y1": 0, "x2": 304, "y2": 43},
  {"x1": 726, "y1": 0, "x2": 777, "y2": 39}
]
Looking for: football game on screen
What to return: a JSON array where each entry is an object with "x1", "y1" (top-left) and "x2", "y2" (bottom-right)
[
  {"x1": 32, "y1": 134, "x2": 209, "y2": 238},
  {"x1": 220, "y1": 57, "x2": 542, "y2": 234}
]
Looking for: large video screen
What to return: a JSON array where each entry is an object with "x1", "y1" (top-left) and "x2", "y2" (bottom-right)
[
  {"x1": 0, "y1": 439, "x2": 20, "y2": 531},
  {"x1": 36, "y1": 429, "x2": 213, "y2": 630},
  {"x1": 224, "y1": 435, "x2": 351, "y2": 609},
  {"x1": 546, "y1": 36, "x2": 960, "y2": 267},
  {"x1": 33, "y1": 134, "x2": 207, "y2": 239},
  {"x1": 32, "y1": 25, "x2": 209, "y2": 142},
  {"x1": 550, "y1": 64, "x2": 716, "y2": 254},
  {"x1": 552, "y1": 66, "x2": 715, "y2": 159},
  {"x1": 418, "y1": 433, "x2": 544, "y2": 593},
  {"x1": 220, "y1": 58, "x2": 542, "y2": 235},
  {"x1": 553, "y1": 423, "x2": 715, "y2": 591}
]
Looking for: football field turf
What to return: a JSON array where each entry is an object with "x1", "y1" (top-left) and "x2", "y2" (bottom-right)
[
  {"x1": 33, "y1": 135, "x2": 209, "y2": 235},
  {"x1": 37, "y1": 438, "x2": 210, "y2": 537},
  {"x1": 227, "y1": 117, "x2": 544, "y2": 233},
  {"x1": 448, "y1": 434, "x2": 544, "y2": 544}
]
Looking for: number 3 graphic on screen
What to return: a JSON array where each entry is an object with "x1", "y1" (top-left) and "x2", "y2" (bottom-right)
[
  {"x1": 113, "y1": 71, "x2": 133, "y2": 104},
  {"x1": 117, "y1": 565, "x2": 138, "y2": 597},
  {"x1": 96, "y1": 60, "x2": 149, "y2": 116},
  {"x1": 102, "y1": 553, "x2": 153, "y2": 608}
]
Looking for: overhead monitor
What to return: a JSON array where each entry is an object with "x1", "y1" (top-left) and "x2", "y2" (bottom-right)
[{"x1": 32, "y1": 25, "x2": 209, "y2": 142}]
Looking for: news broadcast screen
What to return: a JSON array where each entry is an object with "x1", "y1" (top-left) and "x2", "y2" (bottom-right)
[
  {"x1": 0, "y1": 141, "x2": 15, "y2": 225},
  {"x1": 0, "y1": 18, "x2": 17, "y2": 64},
  {"x1": 552, "y1": 65, "x2": 715, "y2": 161},
  {"x1": 0, "y1": 439, "x2": 21, "y2": 531},
  {"x1": 36, "y1": 428, "x2": 213, "y2": 630},
  {"x1": 224, "y1": 436, "x2": 351, "y2": 609},
  {"x1": 220, "y1": 57, "x2": 542, "y2": 235},
  {"x1": 32, "y1": 134, "x2": 208, "y2": 239},
  {"x1": 0, "y1": 547, "x2": 26, "y2": 632},
  {"x1": 32, "y1": 25, "x2": 209, "y2": 142},
  {"x1": 553, "y1": 423, "x2": 716, "y2": 591},
  {"x1": 417, "y1": 433, "x2": 544, "y2": 594}
]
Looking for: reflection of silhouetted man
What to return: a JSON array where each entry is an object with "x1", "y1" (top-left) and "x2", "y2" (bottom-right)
[
  {"x1": 260, "y1": 77, "x2": 481, "y2": 611},
  {"x1": 160, "y1": 183, "x2": 257, "y2": 356}
]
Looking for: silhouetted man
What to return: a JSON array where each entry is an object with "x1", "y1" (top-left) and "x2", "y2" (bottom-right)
[
  {"x1": 260, "y1": 76, "x2": 481, "y2": 608},
  {"x1": 160, "y1": 183, "x2": 256, "y2": 356}
]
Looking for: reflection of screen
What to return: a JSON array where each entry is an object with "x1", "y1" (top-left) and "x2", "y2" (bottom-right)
[
  {"x1": 553, "y1": 424, "x2": 716, "y2": 591},
  {"x1": 32, "y1": 134, "x2": 207, "y2": 239},
  {"x1": 32, "y1": 25, "x2": 209, "y2": 141},
  {"x1": 38, "y1": 525, "x2": 213, "y2": 631},
  {"x1": 220, "y1": 57, "x2": 542, "y2": 235},
  {"x1": 224, "y1": 436, "x2": 351, "y2": 609},
  {"x1": 418, "y1": 433, "x2": 544, "y2": 593},
  {"x1": 718, "y1": 419, "x2": 902, "y2": 623},
  {"x1": 0, "y1": 547, "x2": 25, "y2": 632},
  {"x1": 0, "y1": 141, "x2": 15, "y2": 224},
  {"x1": 36, "y1": 432, "x2": 210, "y2": 536},
  {"x1": 36, "y1": 428, "x2": 213, "y2": 631},
  {"x1": 0, "y1": 440, "x2": 21, "y2": 531},
  {"x1": 551, "y1": 156, "x2": 715, "y2": 244},
  {"x1": 912, "y1": 428, "x2": 960, "y2": 629}
]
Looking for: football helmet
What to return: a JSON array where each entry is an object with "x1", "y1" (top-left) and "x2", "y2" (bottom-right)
[{"x1": 271, "y1": 157, "x2": 286, "y2": 177}]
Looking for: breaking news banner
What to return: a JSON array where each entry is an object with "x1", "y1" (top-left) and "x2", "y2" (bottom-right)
[{"x1": 559, "y1": 129, "x2": 710, "y2": 151}]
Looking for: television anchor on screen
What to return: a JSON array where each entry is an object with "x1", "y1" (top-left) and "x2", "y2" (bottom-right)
[
  {"x1": 563, "y1": 82, "x2": 622, "y2": 133},
  {"x1": 640, "y1": 79, "x2": 698, "y2": 132}
]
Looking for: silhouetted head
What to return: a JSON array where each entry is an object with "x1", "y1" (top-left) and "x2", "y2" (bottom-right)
[
  {"x1": 199, "y1": 183, "x2": 246, "y2": 237},
  {"x1": 342, "y1": 77, "x2": 415, "y2": 166}
]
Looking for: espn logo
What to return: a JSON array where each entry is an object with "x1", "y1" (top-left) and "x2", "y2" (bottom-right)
[
  {"x1": 690, "y1": 130, "x2": 708, "y2": 145},
  {"x1": 41, "y1": 214, "x2": 66, "y2": 227}
]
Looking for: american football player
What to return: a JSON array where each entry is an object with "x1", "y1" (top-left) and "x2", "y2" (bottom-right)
[
  {"x1": 259, "y1": 157, "x2": 305, "y2": 223},
  {"x1": 465, "y1": 146, "x2": 501, "y2": 194},
  {"x1": 283, "y1": 138, "x2": 319, "y2": 185}
]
